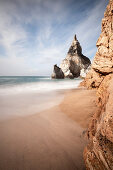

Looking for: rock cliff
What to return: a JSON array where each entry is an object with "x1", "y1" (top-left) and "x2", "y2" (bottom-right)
[
  {"x1": 51, "y1": 35, "x2": 91, "y2": 79},
  {"x1": 81, "y1": 0, "x2": 113, "y2": 169}
]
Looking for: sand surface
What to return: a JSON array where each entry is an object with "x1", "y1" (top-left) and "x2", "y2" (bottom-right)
[
  {"x1": 60, "y1": 89, "x2": 97, "y2": 128},
  {"x1": 0, "y1": 88, "x2": 96, "y2": 170}
]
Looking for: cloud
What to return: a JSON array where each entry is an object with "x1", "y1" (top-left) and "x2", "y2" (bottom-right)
[
  {"x1": 0, "y1": 0, "x2": 108, "y2": 75},
  {"x1": 62, "y1": 0, "x2": 109, "y2": 59}
]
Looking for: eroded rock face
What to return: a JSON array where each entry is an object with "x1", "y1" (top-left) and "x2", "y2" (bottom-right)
[
  {"x1": 60, "y1": 35, "x2": 91, "y2": 78},
  {"x1": 84, "y1": 74, "x2": 113, "y2": 170},
  {"x1": 51, "y1": 35, "x2": 91, "y2": 79},
  {"x1": 82, "y1": 0, "x2": 113, "y2": 88},
  {"x1": 81, "y1": 1, "x2": 113, "y2": 169},
  {"x1": 51, "y1": 64, "x2": 64, "y2": 79}
]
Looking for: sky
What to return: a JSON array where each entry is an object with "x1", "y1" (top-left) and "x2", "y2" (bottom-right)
[{"x1": 0, "y1": 0, "x2": 108, "y2": 76}]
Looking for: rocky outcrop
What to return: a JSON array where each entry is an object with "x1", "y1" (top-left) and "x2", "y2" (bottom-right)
[
  {"x1": 60, "y1": 35, "x2": 91, "y2": 78},
  {"x1": 51, "y1": 64, "x2": 64, "y2": 79},
  {"x1": 80, "y1": 65, "x2": 91, "y2": 78},
  {"x1": 84, "y1": 74, "x2": 113, "y2": 170},
  {"x1": 81, "y1": 0, "x2": 113, "y2": 88},
  {"x1": 81, "y1": 0, "x2": 113, "y2": 169},
  {"x1": 51, "y1": 35, "x2": 91, "y2": 79}
]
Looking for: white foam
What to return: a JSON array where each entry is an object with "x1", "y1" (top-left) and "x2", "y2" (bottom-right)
[{"x1": 0, "y1": 79, "x2": 82, "y2": 95}]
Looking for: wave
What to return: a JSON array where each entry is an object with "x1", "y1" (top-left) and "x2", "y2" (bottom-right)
[{"x1": 0, "y1": 79, "x2": 82, "y2": 95}]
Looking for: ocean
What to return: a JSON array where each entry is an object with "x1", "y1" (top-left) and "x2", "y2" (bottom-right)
[
  {"x1": 0, "y1": 76, "x2": 82, "y2": 120},
  {"x1": 0, "y1": 76, "x2": 82, "y2": 95}
]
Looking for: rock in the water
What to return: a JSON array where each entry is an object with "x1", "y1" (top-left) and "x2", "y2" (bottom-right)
[
  {"x1": 60, "y1": 35, "x2": 91, "y2": 78},
  {"x1": 81, "y1": 0, "x2": 113, "y2": 169},
  {"x1": 51, "y1": 35, "x2": 91, "y2": 79},
  {"x1": 51, "y1": 64, "x2": 64, "y2": 79},
  {"x1": 59, "y1": 59, "x2": 75, "y2": 79}
]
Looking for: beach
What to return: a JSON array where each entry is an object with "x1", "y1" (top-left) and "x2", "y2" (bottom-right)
[
  {"x1": 60, "y1": 89, "x2": 96, "y2": 128},
  {"x1": 0, "y1": 86, "x2": 96, "y2": 170}
]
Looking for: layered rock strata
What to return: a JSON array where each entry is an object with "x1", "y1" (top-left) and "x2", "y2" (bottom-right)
[
  {"x1": 51, "y1": 35, "x2": 91, "y2": 79},
  {"x1": 81, "y1": 0, "x2": 113, "y2": 169}
]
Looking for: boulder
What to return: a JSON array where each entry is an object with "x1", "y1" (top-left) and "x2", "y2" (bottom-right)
[{"x1": 51, "y1": 64, "x2": 64, "y2": 79}]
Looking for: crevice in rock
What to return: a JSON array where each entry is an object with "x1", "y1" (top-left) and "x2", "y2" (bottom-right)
[{"x1": 93, "y1": 68, "x2": 113, "y2": 76}]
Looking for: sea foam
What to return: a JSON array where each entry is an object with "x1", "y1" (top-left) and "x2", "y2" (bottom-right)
[{"x1": 0, "y1": 77, "x2": 82, "y2": 95}]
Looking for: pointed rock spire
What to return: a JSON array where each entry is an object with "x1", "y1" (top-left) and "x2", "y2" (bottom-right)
[
  {"x1": 60, "y1": 34, "x2": 91, "y2": 78},
  {"x1": 51, "y1": 34, "x2": 91, "y2": 79}
]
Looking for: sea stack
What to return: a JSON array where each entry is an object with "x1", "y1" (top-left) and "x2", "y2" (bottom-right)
[
  {"x1": 81, "y1": 0, "x2": 113, "y2": 169},
  {"x1": 51, "y1": 64, "x2": 64, "y2": 79},
  {"x1": 51, "y1": 35, "x2": 91, "y2": 79}
]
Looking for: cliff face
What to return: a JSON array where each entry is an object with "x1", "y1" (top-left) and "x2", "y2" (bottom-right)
[
  {"x1": 82, "y1": 0, "x2": 113, "y2": 169},
  {"x1": 81, "y1": 0, "x2": 113, "y2": 88},
  {"x1": 51, "y1": 35, "x2": 91, "y2": 79}
]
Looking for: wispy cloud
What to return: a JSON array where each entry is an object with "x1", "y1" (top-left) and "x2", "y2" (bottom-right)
[{"x1": 0, "y1": 0, "x2": 108, "y2": 75}]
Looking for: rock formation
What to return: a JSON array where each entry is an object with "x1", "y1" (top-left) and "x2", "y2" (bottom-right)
[
  {"x1": 60, "y1": 35, "x2": 91, "y2": 78},
  {"x1": 51, "y1": 35, "x2": 91, "y2": 79},
  {"x1": 81, "y1": 0, "x2": 113, "y2": 169},
  {"x1": 51, "y1": 64, "x2": 64, "y2": 79},
  {"x1": 81, "y1": 0, "x2": 113, "y2": 88}
]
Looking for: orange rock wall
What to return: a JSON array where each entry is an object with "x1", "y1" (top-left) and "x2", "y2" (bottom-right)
[{"x1": 82, "y1": 0, "x2": 113, "y2": 169}]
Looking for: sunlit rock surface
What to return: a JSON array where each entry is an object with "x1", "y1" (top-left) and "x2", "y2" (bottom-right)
[{"x1": 81, "y1": 1, "x2": 113, "y2": 169}]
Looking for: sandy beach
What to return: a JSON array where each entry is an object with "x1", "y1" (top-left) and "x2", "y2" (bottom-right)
[
  {"x1": 60, "y1": 89, "x2": 97, "y2": 128},
  {"x1": 0, "y1": 88, "x2": 96, "y2": 170}
]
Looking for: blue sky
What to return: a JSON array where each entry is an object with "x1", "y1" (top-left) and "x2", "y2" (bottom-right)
[{"x1": 0, "y1": 0, "x2": 108, "y2": 76}]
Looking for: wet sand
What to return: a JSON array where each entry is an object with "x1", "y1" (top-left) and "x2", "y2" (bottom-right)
[
  {"x1": 0, "y1": 88, "x2": 96, "y2": 170},
  {"x1": 60, "y1": 89, "x2": 97, "y2": 128}
]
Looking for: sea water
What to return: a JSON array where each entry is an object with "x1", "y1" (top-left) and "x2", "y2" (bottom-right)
[
  {"x1": 0, "y1": 76, "x2": 82, "y2": 120},
  {"x1": 0, "y1": 76, "x2": 82, "y2": 95}
]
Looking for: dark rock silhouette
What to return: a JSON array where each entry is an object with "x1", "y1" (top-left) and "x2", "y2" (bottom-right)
[{"x1": 51, "y1": 64, "x2": 64, "y2": 79}]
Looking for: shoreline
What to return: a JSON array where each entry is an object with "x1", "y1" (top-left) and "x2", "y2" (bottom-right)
[
  {"x1": 0, "y1": 88, "x2": 96, "y2": 170},
  {"x1": 0, "y1": 90, "x2": 65, "y2": 121}
]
